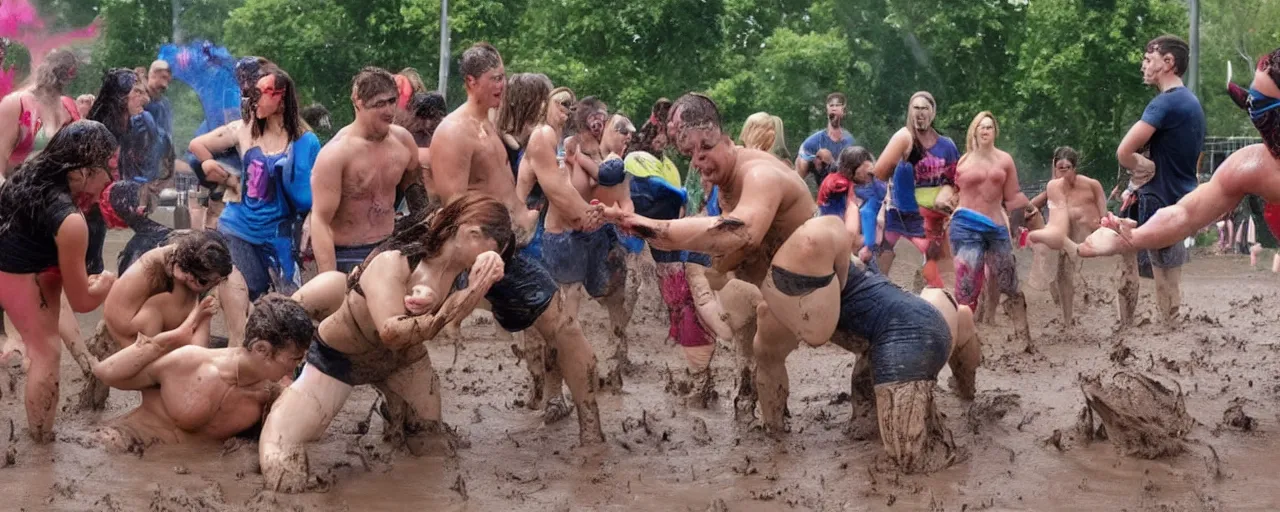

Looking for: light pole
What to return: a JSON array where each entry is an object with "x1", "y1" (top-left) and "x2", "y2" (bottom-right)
[
  {"x1": 438, "y1": 0, "x2": 449, "y2": 99},
  {"x1": 1188, "y1": 0, "x2": 1199, "y2": 94}
]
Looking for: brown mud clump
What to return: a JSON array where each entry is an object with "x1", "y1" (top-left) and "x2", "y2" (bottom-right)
[
  {"x1": 1220, "y1": 398, "x2": 1256, "y2": 432},
  {"x1": 875, "y1": 381, "x2": 959, "y2": 474},
  {"x1": 1079, "y1": 372, "x2": 1193, "y2": 459}
]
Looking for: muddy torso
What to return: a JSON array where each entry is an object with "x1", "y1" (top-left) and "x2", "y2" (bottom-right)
[
  {"x1": 713, "y1": 150, "x2": 817, "y2": 285},
  {"x1": 104, "y1": 254, "x2": 198, "y2": 347},
  {"x1": 150, "y1": 351, "x2": 272, "y2": 440},
  {"x1": 1060, "y1": 178, "x2": 1103, "y2": 240},
  {"x1": 955, "y1": 151, "x2": 1011, "y2": 224},
  {"x1": 331, "y1": 133, "x2": 413, "y2": 246}
]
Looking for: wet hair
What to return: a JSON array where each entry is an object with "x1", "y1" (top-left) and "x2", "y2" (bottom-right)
[
  {"x1": 672, "y1": 92, "x2": 722, "y2": 133},
  {"x1": 460, "y1": 42, "x2": 502, "y2": 81},
  {"x1": 249, "y1": 67, "x2": 309, "y2": 141},
  {"x1": 36, "y1": 49, "x2": 78, "y2": 92},
  {"x1": 352, "y1": 192, "x2": 514, "y2": 289},
  {"x1": 163, "y1": 229, "x2": 233, "y2": 280},
  {"x1": 826, "y1": 92, "x2": 846, "y2": 106},
  {"x1": 905, "y1": 91, "x2": 937, "y2": 163},
  {"x1": 87, "y1": 68, "x2": 139, "y2": 140},
  {"x1": 837, "y1": 146, "x2": 875, "y2": 180},
  {"x1": 100, "y1": 180, "x2": 150, "y2": 230},
  {"x1": 739, "y1": 112, "x2": 776, "y2": 151},
  {"x1": 234, "y1": 56, "x2": 272, "y2": 92},
  {"x1": 300, "y1": 103, "x2": 330, "y2": 130},
  {"x1": 1259, "y1": 48, "x2": 1280, "y2": 87},
  {"x1": 399, "y1": 92, "x2": 448, "y2": 147},
  {"x1": 352, "y1": 67, "x2": 398, "y2": 104},
  {"x1": 572, "y1": 96, "x2": 608, "y2": 135},
  {"x1": 396, "y1": 67, "x2": 428, "y2": 93},
  {"x1": 1146, "y1": 35, "x2": 1190, "y2": 77},
  {"x1": 629, "y1": 97, "x2": 671, "y2": 155},
  {"x1": 498, "y1": 73, "x2": 552, "y2": 143},
  {"x1": 0, "y1": 120, "x2": 117, "y2": 236},
  {"x1": 244, "y1": 294, "x2": 314, "y2": 353},
  {"x1": 964, "y1": 111, "x2": 1000, "y2": 154},
  {"x1": 1052, "y1": 146, "x2": 1080, "y2": 168}
]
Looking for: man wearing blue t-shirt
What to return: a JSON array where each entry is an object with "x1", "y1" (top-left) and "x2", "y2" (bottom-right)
[
  {"x1": 1114, "y1": 34, "x2": 1205, "y2": 325},
  {"x1": 795, "y1": 92, "x2": 856, "y2": 187}
]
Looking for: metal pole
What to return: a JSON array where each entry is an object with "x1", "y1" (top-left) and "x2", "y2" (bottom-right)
[
  {"x1": 1188, "y1": 0, "x2": 1199, "y2": 95},
  {"x1": 438, "y1": 0, "x2": 449, "y2": 99},
  {"x1": 172, "y1": 0, "x2": 184, "y2": 44}
]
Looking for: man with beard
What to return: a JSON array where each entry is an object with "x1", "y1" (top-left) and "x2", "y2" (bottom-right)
[
  {"x1": 429, "y1": 42, "x2": 604, "y2": 444},
  {"x1": 309, "y1": 67, "x2": 423, "y2": 274},
  {"x1": 796, "y1": 93, "x2": 856, "y2": 186}
]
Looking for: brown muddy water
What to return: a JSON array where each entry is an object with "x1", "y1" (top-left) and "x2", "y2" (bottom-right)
[{"x1": 2, "y1": 231, "x2": 1279, "y2": 511}]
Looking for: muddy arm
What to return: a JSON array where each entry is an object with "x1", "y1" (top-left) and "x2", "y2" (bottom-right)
[{"x1": 361, "y1": 252, "x2": 494, "y2": 350}]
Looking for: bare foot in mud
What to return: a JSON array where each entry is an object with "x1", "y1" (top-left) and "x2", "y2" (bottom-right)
[{"x1": 543, "y1": 396, "x2": 573, "y2": 425}]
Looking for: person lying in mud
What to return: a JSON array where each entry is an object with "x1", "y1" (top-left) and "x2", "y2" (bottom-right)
[
  {"x1": 1025, "y1": 147, "x2": 1108, "y2": 325},
  {"x1": 259, "y1": 192, "x2": 513, "y2": 493},
  {"x1": 79, "y1": 227, "x2": 249, "y2": 410},
  {"x1": 604, "y1": 93, "x2": 816, "y2": 418},
  {"x1": 1080, "y1": 49, "x2": 1280, "y2": 268},
  {"x1": 91, "y1": 294, "x2": 312, "y2": 453}
]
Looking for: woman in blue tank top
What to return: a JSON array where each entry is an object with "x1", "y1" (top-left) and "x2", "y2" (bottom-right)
[{"x1": 190, "y1": 66, "x2": 319, "y2": 300}]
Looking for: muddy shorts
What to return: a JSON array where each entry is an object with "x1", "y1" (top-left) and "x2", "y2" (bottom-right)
[
  {"x1": 305, "y1": 331, "x2": 429, "y2": 386},
  {"x1": 540, "y1": 226, "x2": 626, "y2": 299},
  {"x1": 949, "y1": 208, "x2": 1017, "y2": 308},
  {"x1": 1136, "y1": 193, "x2": 1190, "y2": 269},
  {"x1": 335, "y1": 240, "x2": 382, "y2": 274},
  {"x1": 305, "y1": 333, "x2": 356, "y2": 386},
  {"x1": 455, "y1": 252, "x2": 557, "y2": 332},
  {"x1": 832, "y1": 262, "x2": 951, "y2": 385},
  {"x1": 657, "y1": 263, "x2": 714, "y2": 348}
]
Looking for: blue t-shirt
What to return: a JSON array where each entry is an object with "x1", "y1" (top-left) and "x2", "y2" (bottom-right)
[
  {"x1": 798, "y1": 129, "x2": 856, "y2": 184},
  {"x1": 144, "y1": 95, "x2": 173, "y2": 142},
  {"x1": 120, "y1": 111, "x2": 168, "y2": 183},
  {"x1": 890, "y1": 136, "x2": 960, "y2": 213},
  {"x1": 219, "y1": 132, "x2": 319, "y2": 244},
  {"x1": 1139, "y1": 86, "x2": 1205, "y2": 206}
]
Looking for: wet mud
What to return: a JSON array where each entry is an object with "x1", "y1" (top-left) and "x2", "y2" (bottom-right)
[{"x1": 3, "y1": 234, "x2": 1280, "y2": 509}]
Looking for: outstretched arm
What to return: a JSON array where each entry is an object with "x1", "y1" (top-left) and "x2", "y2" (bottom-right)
[{"x1": 93, "y1": 297, "x2": 215, "y2": 389}]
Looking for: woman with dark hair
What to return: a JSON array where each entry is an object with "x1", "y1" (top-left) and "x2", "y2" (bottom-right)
[
  {"x1": 89, "y1": 68, "x2": 171, "y2": 187},
  {"x1": 498, "y1": 73, "x2": 555, "y2": 178},
  {"x1": 0, "y1": 48, "x2": 81, "y2": 176},
  {"x1": 261, "y1": 192, "x2": 514, "y2": 493},
  {"x1": 189, "y1": 66, "x2": 319, "y2": 301},
  {"x1": 0, "y1": 120, "x2": 118, "y2": 442},
  {"x1": 818, "y1": 146, "x2": 887, "y2": 270}
]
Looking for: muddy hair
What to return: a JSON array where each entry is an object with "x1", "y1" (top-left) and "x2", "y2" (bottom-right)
[
  {"x1": 163, "y1": 229, "x2": 233, "y2": 281},
  {"x1": 349, "y1": 192, "x2": 515, "y2": 290},
  {"x1": 352, "y1": 66, "x2": 397, "y2": 104},
  {"x1": 398, "y1": 92, "x2": 448, "y2": 147},
  {"x1": 460, "y1": 42, "x2": 502, "y2": 81},
  {"x1": 87, "y1": 68, "x2": 139, "y2": 140},
  {"x1": 572, "y1": 96, "x2": 607, "y2": 135},
  {"x1": 1146, "y1": 35, "x2": 1189, "y2": 77},
  {"x1": 396, "y1": 67, "x2": 428, "y2": 93},
  {"x1": 672, "y1": 92, "x2": 722, "y2": 133},
  {"x1": 837, "y1": 146, "x2": 875, "y2": 180},
  {"x1": 234, "y1": 57, "x2": 273, "y2": 122},
  {"x1": 498, "y1": 73, "x2": 552, "y2": 144},
  {"x1": 35, "y1": 49, "x2": 78, "y2": 93},
  {"x1": 964, "y1": 111, "x2": 1000, "y2": 154},
  {"x1": 244, "y1": 294, "x2": 314, "y2": 353},
  {"x1": 905, "y1": 91, "x2": 937, "y2": 164},
  {"x1": 250, "y1": 67, "x2": 310, "y2": 141},
  {"x1": 628, "y1": 97, "x2": 671, "y2": 155},
  {"x1": 0, "y1": 120, "x2": 117, "y2": 236},
  {"x1": 1052, "y1": 146, "x2": 1080, "y2": 168},
  {"x1": 1260, "y1": 48, "x2": 1280, "y2": 88}
]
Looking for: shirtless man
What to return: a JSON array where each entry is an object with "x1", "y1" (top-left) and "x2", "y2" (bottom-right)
[
  {"x1": 951, "y1": 112, "x2": 1031, "y2": 348},
  {"x1": 91, "y1": 295, "x2": 312, "y2": 453},
  {"x1": 79, "y1": 229, "x2": 245, "y2": 409},
  {"x1": 602, "y1": 93, "x2": 816, "y2": 422},
  {"x1": 1027, "y1": 146, "x2": 1107, "y2": 325},
  {"x1": 429, "y1": 42, "x2": 604, "y2": 443},
  {"x1": 607, "y1": 95, "x2": 981, "y2": 455},
  {"x1": 309, "y1": 67, "x2": 423, "y2": 273}
]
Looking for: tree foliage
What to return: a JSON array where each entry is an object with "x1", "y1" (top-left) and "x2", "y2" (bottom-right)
[{"x1": 12, "y1": 0, "x2": 1277, "y2": 189}]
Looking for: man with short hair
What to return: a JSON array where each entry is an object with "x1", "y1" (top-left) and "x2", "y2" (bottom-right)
[
  {"x1": 430, "y1": 42, "x2": 604, "y2": 444},
  {"x1": 795, "y1": 92, "x2": 856, "y2": 186},
  {"x1": 145, "y1": 59, "x2": 174, "y2": 141},
  {"x1": 1107, "y1": 34, "x2": 1205, "y2": 326},
  {"x1": 309, "y1": 67, "x2": 423, "y2": 273}
]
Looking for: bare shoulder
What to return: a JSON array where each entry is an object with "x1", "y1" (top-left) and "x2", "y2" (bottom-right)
[
  {"x1": 997, "y1": 149, "x2": 1017, "y2": 168},
  {"x1": 389, "y1": 124, "x2": 416, "y2": 151},
  {"x1": 155, "y1": 345, "x2": 214, "y2": 378},
  {"x1": 528, "y1": 125, "x2": 556, "y2": 149},
  {"x1": 365, "y1": 250, "x2": 410, "y2": 277}
]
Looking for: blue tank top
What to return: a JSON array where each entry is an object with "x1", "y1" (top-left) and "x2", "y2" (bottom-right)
[{"x1": 219, "y1": 146, "x2": 289, "y2": 244}]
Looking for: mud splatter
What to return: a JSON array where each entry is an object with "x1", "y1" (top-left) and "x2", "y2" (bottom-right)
[{"x1": 1080, "y1": 372, "x2": 1193, "y2": 458}]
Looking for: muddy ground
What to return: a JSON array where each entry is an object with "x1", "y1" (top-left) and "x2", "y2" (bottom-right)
[{"x1": 3, "y1": 231, "x2": 1280, "y2": 511}]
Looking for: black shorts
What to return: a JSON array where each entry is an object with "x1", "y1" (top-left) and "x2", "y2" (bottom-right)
[
  {"x1": 1136, "y1": 193, "x2": 1189, "y2": 269},
  {"x1": 456, "y1": 252, "x2": 557, "y2": 332}
]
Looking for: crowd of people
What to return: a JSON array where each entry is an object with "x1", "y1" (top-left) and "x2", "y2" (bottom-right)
[{"x1": 0, "y1": 32, "x2": 1275, "y2": 490}]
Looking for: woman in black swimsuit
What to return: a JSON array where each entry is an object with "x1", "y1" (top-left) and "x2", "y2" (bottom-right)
[{"x1": 0, "y1": 120, "x2": 118, "y2": 442}]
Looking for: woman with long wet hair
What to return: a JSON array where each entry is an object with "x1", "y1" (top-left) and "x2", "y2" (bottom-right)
[
  {"x1": 189, "y1": 65, "x2": 318, "y2": 301},
  {"x1": 0, "y1": 120, "x2": 118, "y2": 442},
  {"x1": 0, "y1": 48, "x2": 82, "y2": 176}
]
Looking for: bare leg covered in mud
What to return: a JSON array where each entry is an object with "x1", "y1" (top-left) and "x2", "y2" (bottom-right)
[
  {"x1": 1, "y1": 270, "x2": 67, "y2": 442},
  {"x1": 260, "y1": 365, "x2": 355, "y2": 493},
  {"x1": 529, "y1": 293, "x2": 605, "y2": 443},
  {"x1": 291, "y1": 271, "x2": 349, "y2": 322}
]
